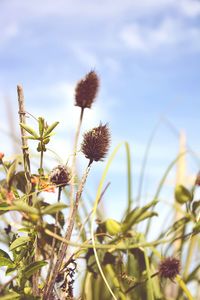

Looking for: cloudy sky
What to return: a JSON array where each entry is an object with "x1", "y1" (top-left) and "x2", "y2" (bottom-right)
[{"x1": 0, "y1": 0, "x2": 200, "y2": 228}]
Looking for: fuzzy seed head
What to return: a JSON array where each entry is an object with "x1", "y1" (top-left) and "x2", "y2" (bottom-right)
[
  {"x1": 75, "y1": 71, "x2": 99, "y2": 109},
  {"x1": 159, "y1": 257, "x2": 180, "y2": 280},
  {"x1": 49, "y1": 165, "x2": 71, "y2": 187},
  {"x1": 81, "y1": 124, "x2": 110, "y2": 163}
]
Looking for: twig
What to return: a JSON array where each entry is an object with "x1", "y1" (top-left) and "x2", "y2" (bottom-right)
[{"x1": 44, "y1": 161, "x2": 92, "y2": 299}]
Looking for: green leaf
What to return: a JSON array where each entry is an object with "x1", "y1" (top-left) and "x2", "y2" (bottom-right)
[
  {"x1": 0, "y1": 257, "x2": 15, "y2": 268},
  {"x1": 6, "y1": 159, "x2": 18, "y2": 186},
  {"x1": 0, "y1": 292, "x2": 20, "y2": 300},
  {"x1": 122, "y1": 199, "x2": 158, "y2": 232},
  {"x1": 20, "y1": 123, "x2": 39, "y2": 138},
  {"x1": 192, "y1": 200, "x2": 200, "y2": 215},
  {"x1": 10, "y1": 236, "x2": 30, "y2": 251},
  {"x1": 175, "y1": 185, "x2": 192, "y2": 204},
  {"x1": 41, "y1": 202, "x2": 68, "y2": 215},
  {"x1": 0, "y1": 249, "x2": 11, "y2": 259},
  {"x1": 38, "y1": 117, "x2": 45, "y2": 136},
  {"x1": 44, "y1": 121, "x2": 59, "y2": 137},
  {"x1": 10, "y1": 200, "x2": 39, "y2": 215},
  {"x1": 0, "y1": 202, "x2": 10, "y2": 214},
  {"x1": 23, "y1": 260, "x2": 47, "y2": 278},
  {"x1": 13, "y1": 171, "x2": 27, "y2": 193}
]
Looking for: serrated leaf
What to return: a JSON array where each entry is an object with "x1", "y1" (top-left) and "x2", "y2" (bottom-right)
[
  {"x1": 10, "y1": 236, "x2": 30, "y2": 251},
  {"x1": 41, "y1": 202, "x2": 68, "y2": 215},
  {"x1": 44, "y1": 121, "x2": 59, "y2": 137},
  {"x1": 23, "y1": 260, "x2": 47, "y2": 278},
  {"x1": 20, "y1": 123, "x2": 39, "y2": 138}
]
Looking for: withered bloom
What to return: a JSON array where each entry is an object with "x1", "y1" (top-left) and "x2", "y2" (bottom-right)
[
  {"x1": 49, "y1": 165, "x2": 71, "y2": 187},
  {"x1": 159, "y1": 257, "x2": 180, "y2": 280},
  {"x1": 195, "y1": 171, "x2": 200, "y2": 186},
  {"x1": 75, "y1": 71, "x2": 99, "y2": 109},
  {"x1": 81, "y1": 124, "x2": 110, "y2": 163}
]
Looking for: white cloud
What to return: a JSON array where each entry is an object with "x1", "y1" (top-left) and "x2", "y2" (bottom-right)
[
  {"x1": 179, "y1": 0, "x2": 200, "y2": 17},
  {"x1": 120, "y1": 18, "x2": 200, "y2": 53}
]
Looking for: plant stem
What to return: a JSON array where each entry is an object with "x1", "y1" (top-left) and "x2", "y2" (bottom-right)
[
  {"x1": 43, "y1": 186, "x2": 62, "y2": 295},
  {"x1": 17, "y1": 85, "x2": 32, "y2": 194},
  {"x1": 70, "y1": 107, "x2": 84, "y2": 209},
  {"x1": 43, "y1": 161, "x2": 91, "y2": 299}
]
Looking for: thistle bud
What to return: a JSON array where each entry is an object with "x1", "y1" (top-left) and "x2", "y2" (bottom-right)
[
  {"x1": 81, "y1": 124, "x2": 110, "y2": 163},
  {"x1": 159, "y1": 257, "x2": 180, "y2": 280},
  {"x1": 75, "y1": 71, "x2": 99, "y2": 109},
  {"x1": 49, "y1": 165, "x2": 71, "y2": 187}
]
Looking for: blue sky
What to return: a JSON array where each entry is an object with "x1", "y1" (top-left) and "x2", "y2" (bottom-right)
[{"x1": 0, "y1": 0, "x2": 200, "y2": 227}]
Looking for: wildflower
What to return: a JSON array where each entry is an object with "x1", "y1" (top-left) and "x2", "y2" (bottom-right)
[
  {"x1": 81, "y1": 124, "x2": 110, "y2": 163},
  {"x1": 159, "y1": 257, "x2": 180, "y2": 280},
  {"x1": 75, "y1": 71, "x2": 99, "y2": 109},
  {"x1": 31, "y1": 176, "x2": 56, "y2": 193},
  {"x1": 49, "y1": 165, "x2": 71, "y2": 187}
]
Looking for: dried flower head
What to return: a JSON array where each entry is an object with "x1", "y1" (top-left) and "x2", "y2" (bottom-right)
[
  {"x1": 49, "y1": 165, "x2": 71, "y2": 187},
  {"x1": 81, "y1": 124, "x2": 110, "y2": 163},
  {"x1": 75, "y1": 71, "x2": 99, "y2": 109},
  {"x1": 195, "y1": 171, "x2": 200, "y2": 186},
  {"x1": 159, "y1": 257, "x2": 180, "y2": 280}
]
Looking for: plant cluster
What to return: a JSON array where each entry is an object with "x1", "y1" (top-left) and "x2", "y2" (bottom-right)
[{"x1": 0, "y1": 72, "x2": 200, "y2": 300}]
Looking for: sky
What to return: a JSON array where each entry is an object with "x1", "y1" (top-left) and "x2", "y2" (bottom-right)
[{"x1": 0, "y1": 0, "x2": 200, "y2": 231}]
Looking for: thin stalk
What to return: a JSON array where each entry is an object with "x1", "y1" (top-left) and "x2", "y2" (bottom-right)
[
  {"x1": 145, "y1": 151, "x2": 187, "y2": 237},
  {"x1": 70, "y1": 107, "x2": 84, "y2": 209},
  {"x1": 44, "y1": 186, "x2": 62, "y2": 295},
  {"x1": 125, "y1": 272, "x2": 159, "y2": 294},
  {"x1": 17, "y1": 85, "x2": 31, "y2": 193},
  {"x1": 44, "y1": 161, "x2": 91, "y2": 299},
  {"x1": 44, "y1": 228, "x2": 193, "y2": 251}
]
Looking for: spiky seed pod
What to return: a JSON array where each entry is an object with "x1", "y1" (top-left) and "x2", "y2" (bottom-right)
[
  {"x1": 81, "y1": 124, "x2": 110, "y2": 163},
  {"x1": 75, "y1": 71, "x2": 99, "y2": 109},
  {"x1": 49, "y1": 165, "x2": 71, "y2": 187},
  {"x1": 195, "y1": 171, "x2": 200, "y2": 186},
  {"x1": 159, "y1": 257, "x2": 180, "y2": 280}
]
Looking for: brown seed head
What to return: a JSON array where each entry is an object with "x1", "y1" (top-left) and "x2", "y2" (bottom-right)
[
  {"x1": 81, "y1": 124, "x2": 110, "y2": 163},
  {"x1": 159, "y1": 257, "x2": 180, "y2": 280},
  {"x1": 75, "y1": 71, "x2": 99, "y2": 109},
  {"x1": 49, "y1": 165, "x2": 71, "y2": 187},
  {"x1": 195, "y1": 171, "x2": 200, "y2": 186}
]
